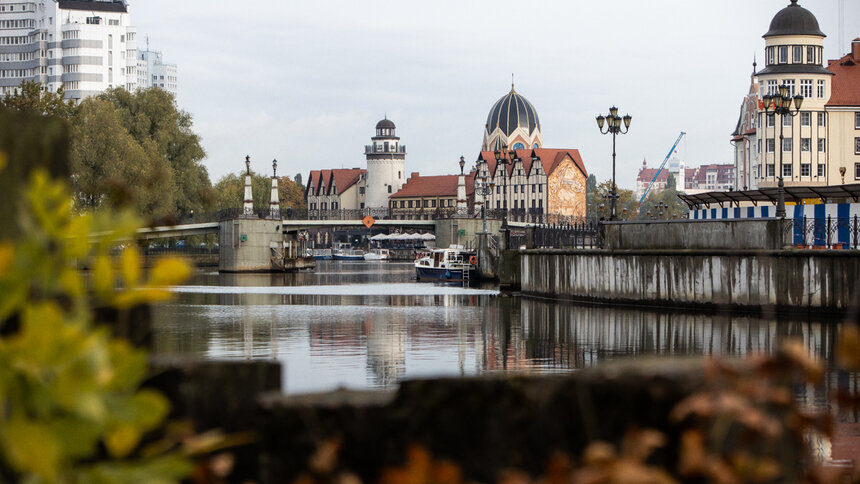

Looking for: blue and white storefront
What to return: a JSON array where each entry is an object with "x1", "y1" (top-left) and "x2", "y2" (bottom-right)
[{"x1": 690, "y1": 203, "x2": 860, "y2": 248}]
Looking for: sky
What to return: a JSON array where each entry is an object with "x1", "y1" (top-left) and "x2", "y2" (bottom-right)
[{"x1": 130, "y1": 0, "x2": 860, "y2": 190}]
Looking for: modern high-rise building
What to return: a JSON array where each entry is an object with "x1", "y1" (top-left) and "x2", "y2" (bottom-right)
[
  {"x1": 0, "y1": 0, "x2": 138, "y2": 101},
  {"x1": 136, "y1": 44, "x2": 176, "y2": 98}
]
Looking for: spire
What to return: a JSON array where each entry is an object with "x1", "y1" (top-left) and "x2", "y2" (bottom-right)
[{"x1": 510, "y1": 73, "x2": 515, "y2": 93}]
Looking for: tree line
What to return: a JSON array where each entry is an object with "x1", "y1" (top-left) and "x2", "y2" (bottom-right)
[
  {"x1": 0, "y1": 81, "x2": 306, "y2": 222},
  {"x1": 586, "y1": 173, "x2": 689, "y2": 220}
]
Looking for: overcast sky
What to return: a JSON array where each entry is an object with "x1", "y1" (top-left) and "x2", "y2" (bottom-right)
[{"x1": 130, "y1": 0, "x2": 860, "y2": 189}]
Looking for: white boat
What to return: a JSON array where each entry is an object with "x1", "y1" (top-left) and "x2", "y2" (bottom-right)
[
  {"x1": 414, "y1": 245, "x2": 477, "y2": 282},
  {"x1": 363, "y1": 248, "x2": 391, "y2": 261},
  {"x1": 333, "y1": 248, "x2": 365, "y2": 260}
]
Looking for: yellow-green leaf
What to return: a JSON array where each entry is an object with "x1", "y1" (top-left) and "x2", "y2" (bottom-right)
[
  {"x1": 105, "y1": 423, "x2": 141, "y2": 458},
  {"x1": 93, "y1": 254, "x2": 113, "y2": 295},
  {"x1": 2, "y1": 416, "x2": 61, "y2": 479},
  {"x1": 128, "y1": 390, "x2": 170, "y2": 430},
  {"x1": 0, "y1": 243, "x2": 13, "y2": 277},
  {"x1": 148, "y1": 257, "x2": 191, "y2": 287},
  {"x1": 120, "y1": 246, "x2": 141, "y2": 288}
]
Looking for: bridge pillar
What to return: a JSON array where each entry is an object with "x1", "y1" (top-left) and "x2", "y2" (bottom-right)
[{"x1": 219, "y1": 218, "x2": 294, "y2": 272}]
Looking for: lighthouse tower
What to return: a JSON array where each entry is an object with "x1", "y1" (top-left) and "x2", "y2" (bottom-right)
[{"x1": 365, "y1": 117, "x2": 406, "y2": 209}]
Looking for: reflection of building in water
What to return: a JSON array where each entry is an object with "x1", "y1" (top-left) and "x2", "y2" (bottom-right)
[{"x1": 365, "y1": 311, "x2": 407, "y2": 386}]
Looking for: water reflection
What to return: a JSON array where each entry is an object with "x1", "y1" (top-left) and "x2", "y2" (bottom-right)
[{"x1": 152, "y1": 262, "x2": 854, "y2": 397}]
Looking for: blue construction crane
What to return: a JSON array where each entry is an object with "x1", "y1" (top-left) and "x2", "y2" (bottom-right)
[{"x1": 638, "y1": 131, "x2": 686, "y2": 205}]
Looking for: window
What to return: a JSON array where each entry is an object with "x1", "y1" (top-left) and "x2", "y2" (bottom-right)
[
  {"x1": 779, "y1": 46, "x2": 788, "y2": 63},
  {"x1": 431, "y1": 200, "x2": 436, "y2": 208},
  {"x1": 531, "y1": 185, "x2": 536, "y2": 193},
  {"x1": 387, "y1": 185, "x2": 392, "y2": 193},
  {"x1": 398, "y1": 171, "x2": 401, "y2": 179},
  {"x1": 856, "y1": 137, "x2": 860, "y2": 155},
  {"x1": 423, "y1": 200, "x2": 428, "y2": 208},
  {"x1": 767, "y1": 114, "x2": 775, "y2": 127},
  {"x1": 818, "y1": 139, "x2": 826, "y2": 152},
  {"x1": 782, "y1": 79, "x2": 795, "y2": 97},
  {"x1": 793, "y1": 46, "x2": 802, "y2": 63},
  {"x1": 513, "y1": 185, "x2": 518, "y2": 193},
  {"x1": 800, "y1": 79, "x2": 812, "y2": 98},
  {"x1": 818, "y1": 112, "x2": 826, "y2": 127},
  {"x1": 801, "y1": 138, "x2": 810, "y2": 151},
  {"x1": 818, "y1": 165, "x2": 825, "y2": 177},
  {"x1": 856, "y1": 163, "x2": 860, "y2": 180},
  {"x1": 767, "y1": 139, "x2": 775, "y2": 153},
  {"x1": 758, "y1": 139, "x2": 762, "y2": 153},
  {"x1": 767, "y1": 80, "x2": 777, "y2": 95},
  {"x1": 856, "y1": 113, "x2": 860, "y2": 129},
  {"x1": 807, "y1": 46, "x2": 815, "y2": 64},
  {"x1": 783, "y1": 137, "x2": 792, "y2": 152},
  {"x1": 495, "y1": 186, "x2": 500, "y2": 194},
  {"x1": 767, "y1": 164, "x2": 775, "y2": 177},
  {"x1": 767, "y1": 47, "x2": 775, "y2": 65},
  {"x1": 783, "y1": 114, "x2": 792, "y2": 127},
  {"x1": 800, "y1": 112, "x2": 810, "y2": 126},
  {"x1": 817, "y1": 80, "x2": 825, "y2": 98},
  {"x1": 408, "y1": 200, "x2": 413, "y2": 208},
  {"x1": 783, "y1": 164, "x2": 792, "y2": 177},
  {"x1": 398, "y1": 200, "x2": 404, "y2": 208},
  {"x1": 801, "y1": 164, "x2": 811, "y2": 176},
  {"x1": 538, "y1": 184, "x2": 543, "y2": 193}
]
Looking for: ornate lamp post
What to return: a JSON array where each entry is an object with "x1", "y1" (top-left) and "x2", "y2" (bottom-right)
[
  {"x1": 245, "y1": 155, "x2": 251, "y2": 175},
  {"x1": 762, "y1": 84, "x2": 803, "y2": 218},
  {"x1": 596, "y1": 107, "x2": 632, "y2": 221},
  {"x1": 459, "y1": 155, "x2": 465, "y2": 175},
  {"x1": 475, "y1": 171, "x2": 496, "y2": 234},
  {"x1": 493, "y1": 143, "x2": 510, "y2": 246}
]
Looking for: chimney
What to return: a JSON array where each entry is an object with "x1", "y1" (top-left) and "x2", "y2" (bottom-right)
[
  {"x1": 410, "y1": 172, "x2": 420, "y2": 179},
  {"x1": 853, "y1": 38, "x2": 860, "y2": 62}
]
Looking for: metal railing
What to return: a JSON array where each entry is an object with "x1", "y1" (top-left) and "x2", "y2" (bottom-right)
[
  {"x1": 534, "y1": 220, "x2": 602, "y2": 249},
  {"x1": 782, "y1": 216, "x2": 860, "y2": 249},
  {"x1": 173, "y1": 208, "x2": 596, "y2": 224}
]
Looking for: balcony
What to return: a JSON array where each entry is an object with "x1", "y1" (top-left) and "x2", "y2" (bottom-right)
[{"x1": 364, "y1": 145, "x2": 407, "y2": 155}]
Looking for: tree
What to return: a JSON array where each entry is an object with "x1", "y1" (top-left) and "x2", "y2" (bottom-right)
[
  {"x1": 213, "y1": 172, "x2": 308, "y2": 212},
  {"x1": 0, "y1": 80, "x2": 76, "y2": 119},
  {"x1": 587, "y1": 178, "x2": 637, "y2": 220},
  {"x1": 69, "y1": 88, "x2": 214, "y2": 219},
  {"x1": 70, "y1": 98, "x2": 174, "y2": 215},
  {"x1": 666, "y1": 173, "x2": 677, "y2": 191},
  {"x1": 97, "y1": 88, "x2": 214, "y2": 215},
  {"x1": 294, "y1": 173, "x2": 303, "y2": 188}
]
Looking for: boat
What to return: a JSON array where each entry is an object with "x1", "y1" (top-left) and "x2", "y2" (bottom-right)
[
  {"x1": 333, "y1": 248, "x2": 366, "y2": 260},
  {"x1": 363, "y1": 248, "x2": 391, "y2": 261},
  {"x1": 414, "y1": 245, "x2": 478, "y2": 282},
  {"x1": 307, "y1": 248, "x2": 333, "y2": 260}
]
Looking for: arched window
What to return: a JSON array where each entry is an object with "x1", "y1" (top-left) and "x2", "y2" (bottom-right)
[{"x1": 512, "y1": 142, "x2": 525, "y2": 150}]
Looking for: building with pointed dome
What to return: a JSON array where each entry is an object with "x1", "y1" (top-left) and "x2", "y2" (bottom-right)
[
  {"x1": 482, "y1": 84, "x2": 544, "y2": 151},
  {"x1": 747, "y1": 0, "x2": 860, "y2": 189}
]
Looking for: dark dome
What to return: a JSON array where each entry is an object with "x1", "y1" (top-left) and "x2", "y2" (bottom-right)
[
  {"x1": 376, "y1": 118, "x2": 396, "y2": 130},
  {"x1": 764, "y1": 0, "x2": 825, "y2": 38},
  {"x1": 486, "y1": 87, "x2": 540, "y2": 137}
]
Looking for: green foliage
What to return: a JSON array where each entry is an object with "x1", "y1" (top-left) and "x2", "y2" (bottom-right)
[
  {"x1": 586, "y1": 179, "x2": 638, "y2": 220},
  {"x1": 0, "y1": 80, "x2": 76, "y2": 119},
  {"x1": 70, "y1": 88, "x2": 214, "y2": 220},
  {"x1": 636, "y1": 179, "x2": 689, "y2": 220},
  {"x1": 0, "y1": 163, "x2": 192, "y2": 482},
  {"x1": 213, "y1": 171, "x2": 307, "y2": 211},
  {"x1": 294, "y1": 173, "x2": 303, "y2": 188}
]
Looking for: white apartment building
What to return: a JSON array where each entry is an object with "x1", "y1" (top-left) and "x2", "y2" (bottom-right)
[
  {"x1": 0, "y1": 0, "x2": 137, "y2": 101},
  {"x1": 137, "y1": 46, "x2": 176, "y2": 98}
]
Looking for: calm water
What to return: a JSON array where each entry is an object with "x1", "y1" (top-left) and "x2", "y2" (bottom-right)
[{"x1": 152, "y1": 261, "x2": 855, "y2": 400}]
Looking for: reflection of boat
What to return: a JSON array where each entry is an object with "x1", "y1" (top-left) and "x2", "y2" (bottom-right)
[
  {"x1": 414, "y1": 245, "x2": 477, "y2": 282},
  {"x1": 364, "y1": 248, "x2": 391, "y2": 261},
  {"x1": 333, "y1": 249, "x2": 366, "y2": 260},
  {"x1": 307, "y1": 248, "x2": 333, "y2": 260}
]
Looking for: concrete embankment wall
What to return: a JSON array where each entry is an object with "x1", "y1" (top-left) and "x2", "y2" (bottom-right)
[
  {"x1": 604, "y1": 219, "x2": 788, "y2": 250},
  {"x1": 521, "y1": 249, "x2": 860, "y2": 314}
]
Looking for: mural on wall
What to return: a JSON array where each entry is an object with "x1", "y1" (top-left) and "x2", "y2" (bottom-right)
[{"x1": 547, "y1": 157, "x2": 586, "y2": 218}]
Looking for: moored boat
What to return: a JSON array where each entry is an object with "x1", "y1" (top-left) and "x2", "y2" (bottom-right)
[
  {"x1": 333, "y1": 248, "x2": 366, "y2": 260},
  {"x1": 414, "y1": 245, "x2": 477, "y2": 282},
  {"x1": 364, "y1": 248, "x2": 391, "y2": 261}
]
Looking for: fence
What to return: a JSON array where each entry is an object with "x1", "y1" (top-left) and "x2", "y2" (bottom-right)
[
  {"x1": 534, "y1": 221, "x2": 601, "y2": 249},
  {"x1": 784, "y1": 216, "x2": 860, "y2": 249},
  {"x1": 178, "y1": 208, "x2": 593, "y2": 224}
]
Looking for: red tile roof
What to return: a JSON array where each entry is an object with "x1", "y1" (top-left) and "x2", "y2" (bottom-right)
[
  {"x1": 637, "y1": 168, "x2": 670, "y2": 184},
  {"x1": 826, "y1": 49, "x2": 860, "y2": 107},
  {"x1": 390, "y1": 174, "x2": 475, "y2": 198},
  {"x1": 306, "y1": 168, "x2": 365, "y2": 196},
  {"x1": 477, "y1": 148, "x2": 587, "y2": 179}
]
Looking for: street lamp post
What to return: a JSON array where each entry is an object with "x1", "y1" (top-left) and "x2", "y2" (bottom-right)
[
  {"x1": 494, "y1": 144, "x2": 510, "y2": 246},
  {"x1": 596, "y1": 107, "x2": 632, "y2": 221},
  {"x1": 762, "y1": 84, "x2": 803, "y2": 218},
  {"x1": 475, "y1": 171, "x2": 496, "y2": 234}
]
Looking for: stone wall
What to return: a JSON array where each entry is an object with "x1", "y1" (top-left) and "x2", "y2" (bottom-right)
[
  {"x1": 520, "y1": 249, "x2": 860, "y2": 314},
  {"x1": 219, "y1": 218, "x2": 283, "y2": 272},
  {"x1": 604, "y1": 219, "x2": 788, "y2": 250},
  {"x1": 434, "y1": 218, "x2": 502, "y2": 250}
]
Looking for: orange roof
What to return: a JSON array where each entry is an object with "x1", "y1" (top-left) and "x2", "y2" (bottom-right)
[
  {"x1": 477, "y1": 148, "x2": 587, "y2": 179},
  {"x1": 306, "y1": 168, "x2": 365, "y2": 195},
  {"x1": 637, "y1": 168, "x2": 670, "y2": 184},
  {"x1": 826, "y1": 51, "x2": 860, "y2": 107},
  {"x1": 390, "y1": 174, "x2": 475, "y2": 198}
]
